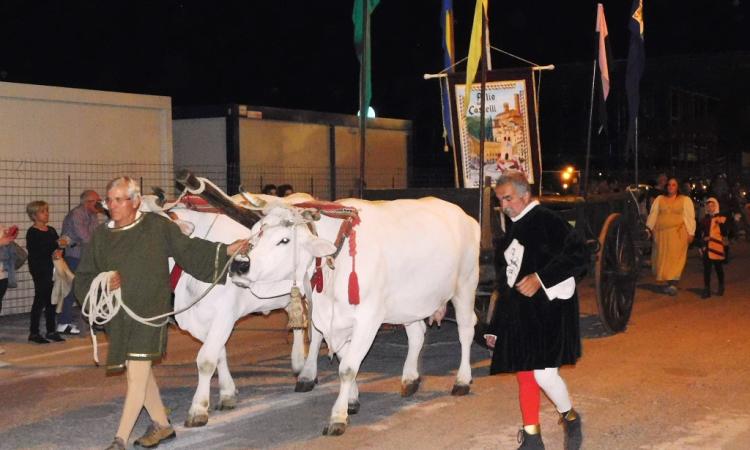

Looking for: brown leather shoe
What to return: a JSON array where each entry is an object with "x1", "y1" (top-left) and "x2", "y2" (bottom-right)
[
  {"x1": 134, "y1": 422, "x2": 176, "y2": 448},
  {"x1": 104, "y1": 437, "x2": 126, "y2": 450}
]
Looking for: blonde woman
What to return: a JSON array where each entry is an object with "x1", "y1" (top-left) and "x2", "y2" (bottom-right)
[
  {"x1": 646, "y1": 177, "x2": 696, "y2": 295},
  {"x1": 25, "y1": 200, "x2": 66, "y2": 343}
]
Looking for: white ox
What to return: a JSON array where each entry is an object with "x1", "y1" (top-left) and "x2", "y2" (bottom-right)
[
  {"x1": 140, "y1": 195, "x2": 314, "y2": 427},
  {"x1": 232, "y1": 196, "x2": 480, "y2": 436}
]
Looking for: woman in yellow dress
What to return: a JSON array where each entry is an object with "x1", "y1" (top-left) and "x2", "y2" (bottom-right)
[{"x1": 646, "y1": 177, "x2": 696, "y2": 295}]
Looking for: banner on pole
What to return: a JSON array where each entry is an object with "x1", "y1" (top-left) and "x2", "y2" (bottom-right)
[{"x1": 448, "y1": 69, "x2": 542, "y2": 190}]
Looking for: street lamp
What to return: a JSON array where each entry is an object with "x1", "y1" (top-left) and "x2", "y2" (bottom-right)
[{"x1": 560, "y1": 165, "x2": 578, "y2": 193}]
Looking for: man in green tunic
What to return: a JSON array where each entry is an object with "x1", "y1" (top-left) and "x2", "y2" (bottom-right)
[{"x1": 75, "y1": 176, "x2": 249, "y2": 450}]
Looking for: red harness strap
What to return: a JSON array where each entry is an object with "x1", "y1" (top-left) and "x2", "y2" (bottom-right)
[
  {"x1": 170, "y1": 265, "x2": 183, "y2": 291},
  {"x1": 294, "y1": 201, "x2": 361, "y2": 304},
  {"x1": 179, "y1": 195, "x2": 223, "y2": 213},
  {"x1": 166, "y1": 196, "x2": 216, "y2": 291}
]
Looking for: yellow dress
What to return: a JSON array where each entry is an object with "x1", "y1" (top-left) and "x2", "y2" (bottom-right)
[{"x1": 646, "y1": 195, "x2": 696, "y2": 281}]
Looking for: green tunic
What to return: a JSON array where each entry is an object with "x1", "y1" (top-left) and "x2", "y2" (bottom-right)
[{"x1": 75, "y1": 212, "x2": 229, "y2": 372}]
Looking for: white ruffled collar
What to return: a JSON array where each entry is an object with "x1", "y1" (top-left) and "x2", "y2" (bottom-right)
[{"x1": 510, "y1": 200, "x2": 540, "y2": 222}]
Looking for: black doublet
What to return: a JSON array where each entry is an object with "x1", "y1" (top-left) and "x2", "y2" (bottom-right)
[{"x1": 488, "y1": 205, "x2": 587, "y2": 374}]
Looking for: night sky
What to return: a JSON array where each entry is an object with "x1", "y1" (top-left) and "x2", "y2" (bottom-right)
[{"x1": 1, "y1": 0, "x2": 748, "y2": 169}]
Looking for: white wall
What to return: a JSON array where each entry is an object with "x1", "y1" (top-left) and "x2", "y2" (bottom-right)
[
  {"x1": 0, "y1": 81, "x2": 172, "y2": 165},
  {"x1": 0, "y1": 81, "x2": 174, "y2": 315}
]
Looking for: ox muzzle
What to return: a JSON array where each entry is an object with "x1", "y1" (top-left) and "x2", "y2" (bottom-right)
[{"x1": 229, "y1": 255, "x2": 250, "y2": 276}]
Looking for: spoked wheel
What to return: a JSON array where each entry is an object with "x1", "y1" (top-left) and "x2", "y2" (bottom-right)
[{"x1": 595, "y1": 213, "x2": 638, "y2": 333}]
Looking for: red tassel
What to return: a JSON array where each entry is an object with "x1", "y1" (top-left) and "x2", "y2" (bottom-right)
[
  {"x1": 311, "y1": 257, "x2": 324, "y2": 293},
  {"x1": 348, "y1": 271, "x2": 360, "y2": 305},
  {"x1": 348, "y1": 228, "x2": 360, "y2": 304}
]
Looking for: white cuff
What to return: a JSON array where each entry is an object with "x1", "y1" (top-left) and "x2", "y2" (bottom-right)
[{"x1": 536, "y1": 274, "x2": 576, "y2": 301}]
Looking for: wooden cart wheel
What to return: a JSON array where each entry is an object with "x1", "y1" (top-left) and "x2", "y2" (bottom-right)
[{"x1": 595, "y1": 213, "x2": 638, "y2": 333}]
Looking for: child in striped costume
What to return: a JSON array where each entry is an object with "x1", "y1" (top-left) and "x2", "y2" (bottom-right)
[{"x1": 698, "y1": 197, "x2": 728, "y2": 299}]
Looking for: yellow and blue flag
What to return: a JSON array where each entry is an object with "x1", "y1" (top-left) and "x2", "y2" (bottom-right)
[
  {"x1": 440, "y1": 0, "x2": 455, "y2": 149},
  {"x1": 463, "y1": 0, "x2": 488, "y2": 118}
]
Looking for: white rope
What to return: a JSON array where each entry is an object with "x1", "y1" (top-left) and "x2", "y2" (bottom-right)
[{"x1": 80, "y1": 242, "x2": 248, "y2": 365}]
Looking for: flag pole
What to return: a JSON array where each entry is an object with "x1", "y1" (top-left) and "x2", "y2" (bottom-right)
[
  {"x1": 634, "y1": 116, "x2": 639, "y2": 185},
  {"x1": 583, "y1": 58, "x2": 596, "y2": 197},
  {"x1": 477, "y1": 5, "x2": 487, "y2": 233},
  {"x1": 358, "y1": 0, "x2": 369, "y2": 198},
  {"x1": 583, "y1": 4, "x2": 600, "y2": 197}
]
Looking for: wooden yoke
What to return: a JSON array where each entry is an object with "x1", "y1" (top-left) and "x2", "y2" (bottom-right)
[{"x1": 176, "y1": 169, "x2": 261, "y2": 229}]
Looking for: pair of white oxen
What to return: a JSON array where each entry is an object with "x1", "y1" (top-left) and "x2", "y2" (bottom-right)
[{"x1": 157, "y1": 191, "x2": 480, "y2": 436}]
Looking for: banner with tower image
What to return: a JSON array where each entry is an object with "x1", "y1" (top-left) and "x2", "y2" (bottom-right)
[{"x1": 448, "y1": 69, "x2": 542, "y2": 191}]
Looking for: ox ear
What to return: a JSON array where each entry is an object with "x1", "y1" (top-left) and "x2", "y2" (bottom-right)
[
  {"x1": 139, "y1": 195, "x2": 164, "y2": 213},
  {"x1": 304, "y1": 236, "x2": 337, "y2": 258}
]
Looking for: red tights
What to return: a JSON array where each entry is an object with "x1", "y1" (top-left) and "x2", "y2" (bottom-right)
[{"x1": 516, "y1": 371, "x2": 540, "y2": 425}]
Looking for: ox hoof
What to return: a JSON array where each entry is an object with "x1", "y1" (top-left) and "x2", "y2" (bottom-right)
[
  {"x1": 347, "y1": 400, "x2": 360, "y2": 415},
  {"x1": 294, "y1": 377, "x2": 318, "y2": 393},
  {"x1": 216, "y1": 396, "x2": 237, "y2": 410},
  {"x1": 322, "y1": 422, "x2": 347, "y2": 436},
  {"x1": 400, "y1": 377, "x2": 421, "y2": 397},
  {"x1": 451, "y1": 383, "x2": 471, "y2": 396},
  {"x1": 184, "y1": 413, "x2": 209, "y2": 427}
]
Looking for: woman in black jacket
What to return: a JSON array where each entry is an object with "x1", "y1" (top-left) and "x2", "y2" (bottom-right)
[{"x1": 25, "y1": 200, "x2": 65, "y2": 344}]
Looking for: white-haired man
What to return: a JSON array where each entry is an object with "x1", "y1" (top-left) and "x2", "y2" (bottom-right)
[
  {"x1": 58, "y1": 189, "x2": 102, "y2": 334},
  {"x1": 75, "y1": 176, "x2": 249, "y2": 449}
]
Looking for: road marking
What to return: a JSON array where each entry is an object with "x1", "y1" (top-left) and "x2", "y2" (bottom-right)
[
  {"x1": 166, "y1": 430, "x2": 225, "y2": 449},
  {"x1": 171, "y1": 372, "x2": 390, "y2": 441},
  {"x1": 6, "y1": 342, "x2": 107, "y2": 363}
]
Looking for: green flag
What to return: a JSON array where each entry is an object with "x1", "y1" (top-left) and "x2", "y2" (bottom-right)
[{"x1": 353, "y1": 0, "x2": 380, "y2": 115}]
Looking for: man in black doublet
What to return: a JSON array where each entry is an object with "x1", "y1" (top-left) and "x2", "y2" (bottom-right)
[{"x1": 485, "y1": 170, "x2": 587, "y2": 450}]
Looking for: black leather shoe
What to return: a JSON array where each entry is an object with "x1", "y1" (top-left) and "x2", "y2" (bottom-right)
[
  {"x1": 45, "y1": 332, "x2": 65, "y2": 342},
  {"x1": 517, "y1": 427, "x2": 545, "y2": 449},
  {"x1": 28, "y1": 334, "x2": 50, "y2": 344},
  {"x1": 701, "y1": 288, "x2": 711, "y2": 299},
  {"x1": 561, "y1": 409, "x2": 583, "y2": 450}
]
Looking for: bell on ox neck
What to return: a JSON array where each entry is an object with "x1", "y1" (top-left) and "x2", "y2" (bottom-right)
[{"x1": 286, "y1": 286, "x2": 308, "y2": 330}]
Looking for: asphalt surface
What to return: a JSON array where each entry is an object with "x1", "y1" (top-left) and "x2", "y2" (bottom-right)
[
  {"x1": 0, "y1": 311, "x2": 497, "y2": 449},
  {"x1": 1, "y1": 241, "x2": 749, "y2": 449}
]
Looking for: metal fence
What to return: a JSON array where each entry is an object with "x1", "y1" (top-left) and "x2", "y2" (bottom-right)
[{"x1": 0, "y1": 159, "x2": 409, "y2": 315}]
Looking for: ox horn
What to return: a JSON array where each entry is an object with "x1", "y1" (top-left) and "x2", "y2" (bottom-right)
[
  {"x1": 301, "y1": 210, "x2": 321, "y2": 221},
  {"x1": 151, "y1": 187, "x2": 167, "y2": 206},
  {"x1": 239, "y1": 191, "x2": 267, "y2": 209}
]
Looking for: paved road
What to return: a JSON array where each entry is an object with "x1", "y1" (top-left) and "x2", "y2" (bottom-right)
[{"x1": 1, "y1": 242, "x2": 749, "y2": 449}]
